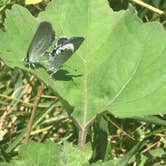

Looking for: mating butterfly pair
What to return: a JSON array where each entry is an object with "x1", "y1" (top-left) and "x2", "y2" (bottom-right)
[{"x1": 24, "y1": 21, "x2": 84, "y2": 75}]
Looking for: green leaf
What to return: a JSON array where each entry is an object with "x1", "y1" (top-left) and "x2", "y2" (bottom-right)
[
  {"x1": 91, "y1": 160, "x2": 116, "y2": 166},
  {"x1": 39, "y1": 0, "x2": 166, "y2": 122},
  {"x1": 133, "y1": 116, "x2": 166, "y2": 127},
  {"x1": 1, "y1": 0, "x2": 166, "y2": 127},
  {"x1": 1, "y1": 141, "x2": 62, "y2": 166},
  {"x1": 5, "y1": 129, "x2": 26, "y2": 153},
  {"x1": 91, "y1": 117, "x2": 108, "y2": 162},
  {"x1": 0, "y1": 141, "x2": 92, "y2": 166},
  {"x1": 18, "y1": 141, "x2": 62, "y2": 166},
  {"x1": 62, "y1": 142, "x2": 92, "y2": 166}
]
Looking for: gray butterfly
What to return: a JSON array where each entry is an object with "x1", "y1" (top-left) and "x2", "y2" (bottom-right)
[
  {"x1": 24, "y1": 21, "x2": 55, "y2": 67},
  {"x1": 47, "y1": 36, "x2": 84, "y2": 74}
]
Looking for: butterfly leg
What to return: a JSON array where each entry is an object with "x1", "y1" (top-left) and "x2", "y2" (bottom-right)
[
  {"x1": 27, "y1": 63, "x2": 36, "y2": 69},
  {"x1": 47, "y1": 68, "x2": 58, "y2": 78}
]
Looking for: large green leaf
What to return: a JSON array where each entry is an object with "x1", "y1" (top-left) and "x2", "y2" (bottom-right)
[
  {"x1": 39, "y1": 1, "x2": 166, "y2": 121},
  {"x1": 1, "y1": 0, "x2": 166, "y2": 126}
]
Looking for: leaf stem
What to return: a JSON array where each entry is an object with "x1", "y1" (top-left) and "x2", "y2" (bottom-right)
[
  {"x1": 103, "y1": 114, "x2": 135, "y2": 140},
  {"x1": 70, "y1": 116, "x2": 85, "y2": 147},
  {"x1": 78, "y1": 128, "x2": 87, "y2": 147},
  {"x1": 132, "y1": 0, "x2": 165, "y2": 15},
  {"x1": 72, "y1": 115, "x2": 97, "y2": 147},
  {"x1": 70, "y1": 116, "x2": 82, "y2": 130},
  {"x1": 76, "y1": 56, "x2": 89, "y2": 147},
  {"x1": 83, "y1": 60, "x2": 88, "y2": 125}
]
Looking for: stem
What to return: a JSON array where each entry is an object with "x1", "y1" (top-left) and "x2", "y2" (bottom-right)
[
  {"x1": 77, "y1": 51, "x2": 88, "y2": 147},
  {"x1": 0, "y1": 93, "x2": 47, "y2": 108},
  {"x1": 103, "y1": 114, "x2": 135, "y2": 140},
  {"x1": 76, "y1": 115, "x2": 97, "y2": 147},
  {"x1": 132, "y1": 0, "x2": 165, "y2": 15},
  {"x1": 70, "y1": 116, "x2": 85, "y2": 147},
  {"x1": 70, "y1": 116, "x2": 82, "y2": 130},
  {"x1": 78, "y1": 127, "x2": 87, "y2": 147},
  {"x1": 24, "y1": 82, "x2": 45, "y2": 143}
]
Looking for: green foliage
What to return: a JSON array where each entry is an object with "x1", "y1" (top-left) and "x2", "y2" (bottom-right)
[
  {"x1": 90, "y1": 117, "x2": 108, "y2": 162},
  {"x1": 132, "y1": 0, "x2": 166, "y2": 21},
  {"x1": 1, "y1": 0, "x2": 166, "y2": 125},
  {"x1": 1, "y1": 141, "x2": 91, "y2": 166},
  {"x1": 1, "y1": 0, "x2": 166, "y2": 165}
]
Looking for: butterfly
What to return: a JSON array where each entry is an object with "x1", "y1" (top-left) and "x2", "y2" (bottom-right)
[
  {"x1": 47, "y1": 36, "x2": 84, "y2": 75},
  {"x1": 24, "y1": 21, "x2": 55, "y2": 68},
  {"x1": 24, "y1": 21, "x2": 84, "y2": 76}
]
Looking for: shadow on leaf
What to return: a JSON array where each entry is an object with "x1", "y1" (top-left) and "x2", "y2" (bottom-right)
[{"x1": 51, "y1": 69, "x2": 83, "y2": 81}]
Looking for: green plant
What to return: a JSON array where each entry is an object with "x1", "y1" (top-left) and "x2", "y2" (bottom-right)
[{"x1": 0, "y1": 0, "x2": 166, "y2": 165}]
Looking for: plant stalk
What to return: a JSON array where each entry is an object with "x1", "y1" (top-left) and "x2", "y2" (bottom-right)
[
  {"x1": 132, "y1": 0, "x2": 164, "y2": 15},
  {"x1": 24, "y1": 82, "x2": 45, "y2": 143},
  {"x1": 78, "y1": 127, "x2": 87, "y2": 147}
]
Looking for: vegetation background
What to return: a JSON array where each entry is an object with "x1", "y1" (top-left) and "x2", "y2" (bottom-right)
[{"x1": 0, "y1": 0, "x2": 166, "y2": 165}]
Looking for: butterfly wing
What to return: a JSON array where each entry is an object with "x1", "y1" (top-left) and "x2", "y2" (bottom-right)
[
  {"x1": 25, "y1": 21, "x2": 55, "y2": 65},
  {"x1": 67, "y1": 36, "x2": 85, "y2": 51},
  {"x1": 48, "y1": 36, "x2": 84, "y2": 71}
]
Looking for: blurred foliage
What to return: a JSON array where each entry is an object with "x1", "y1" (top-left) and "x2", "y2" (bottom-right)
[
  {"x1": 109, "y1": 0, "x2": 166, "y2": 25},
  {"x1": 0, "y1": 65, "x2": 77, "y2": 157},
  {"x1": 0, "y1": 0, "x2": 50, "y2": 28},
  {"x1": 132, "y1": 0, "x2": 166, "y2": 24}
]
